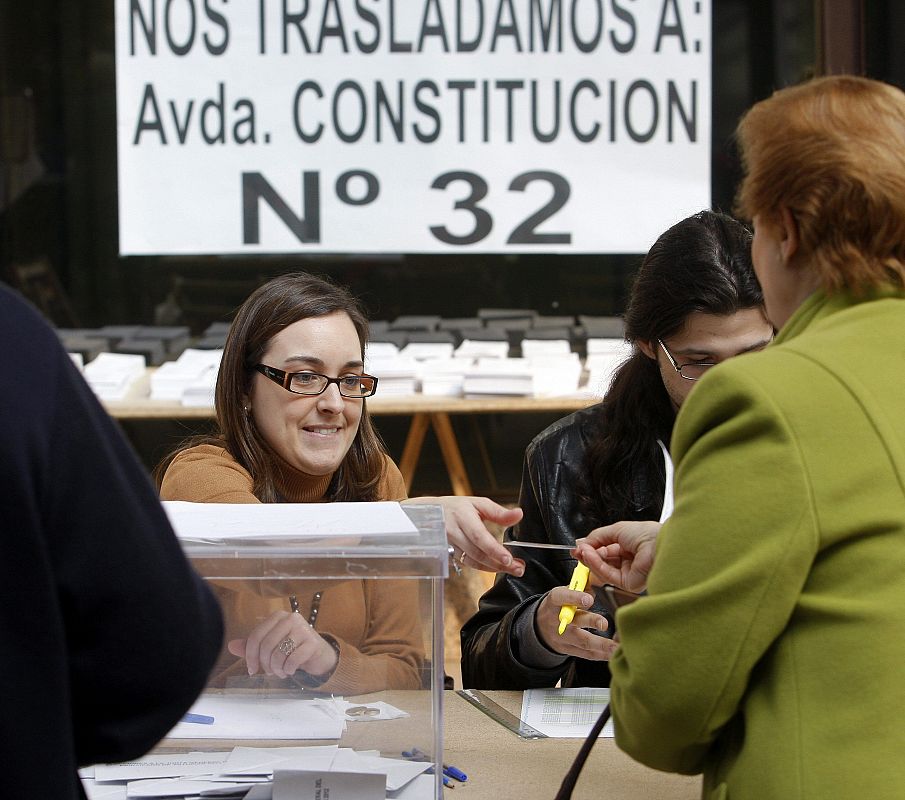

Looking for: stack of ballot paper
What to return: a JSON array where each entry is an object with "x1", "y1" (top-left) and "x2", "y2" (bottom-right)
[
  {"x1": 81, "y1": 743, "x2": 435, "y2": 799},
  {"x1": 454, "y1": 338, "x2": 509, "y2": 359},
  {"x1": 150, "y1": 349, "x2": 223, "y2": 401},
  {"x1": 521, "y1": 338, "x2": 572, "y2": 359},
  {"x1": 84, "y1": 352, "x2": 147, "y2": 401},
  {"x1": 180, "y1": 365, "x2": 219, "y2": 407},
  {"x1": 399, "y1": 341, "x2": 455, "y2": 361},
  {"x1": 463, "y1": 357, "x2": 535, "y2": 396},
  {"x1": 365, "y1": 341, "x2": 401, "y2": 361},
  {"x1": 529, "y1": 353, "x2": 583, "y2": 396},
  {"x1": 80, "y1": 692, "x2": 431, "y2": 799},
  {"x1": 418, "y1": 358, "x2": 468, "y2": 396},
  {"x1": 367, "y1": 356, "x2": 419, "y2": 395},
  {"x1": 584, "y1": 340, "x2": 632, "y2": 396},
  {"x1": 586, "y1": 337, "x2": 631, "y2": 357},
  {"x1": 463, "y1": 355, "x2": 584, "y2": 397}
]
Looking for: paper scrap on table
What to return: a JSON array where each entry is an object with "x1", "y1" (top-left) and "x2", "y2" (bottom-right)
[
  {"x1": 163, "y1": 500, "x2": 417, "y2": 542},
  {"x1": 272, "y1": 770, "x2": 385, "y2": 800},
  {"x1": 336, "y1": 699, "x2": 409, "y2": 721},
  {"x1": 521, "y1": 688, "x2": 614, "y2": 738},
  {"x1": 165, "y1": 695, "x2": 345, "y2": 739}
]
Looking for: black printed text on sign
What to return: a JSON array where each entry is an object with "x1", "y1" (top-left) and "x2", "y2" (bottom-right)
[{"x1": 115, "y1": 0, "x2": 711, "y2": 255}]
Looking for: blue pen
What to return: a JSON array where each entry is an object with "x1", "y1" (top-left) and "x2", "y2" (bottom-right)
[
  {"x1": 181, "y1": 712, "x2": 215, "y2": 725},
  {"x1": 443, "y1": 764, "x2": 468, "y2": 782},
  {"x1": 403, "y1": 748, "x2": 454, "y2": 787}
]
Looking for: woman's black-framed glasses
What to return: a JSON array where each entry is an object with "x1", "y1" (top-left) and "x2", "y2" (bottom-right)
[
  {"x1": 254, "y1": 364, "x2": 378, "y2": 398},
  {"x1": 657, "y1": 339, "x2": 716, "y2": 381}
]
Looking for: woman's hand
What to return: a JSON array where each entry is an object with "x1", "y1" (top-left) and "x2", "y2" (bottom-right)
[
  {"x1": 404, "y1": 496, "x2": 526, "y2": 576},
  {"x1": 575, "y1": 520, "x2": 662, "y2": 593},
  {"x1": 536, "y1": 587, "x2": 617, "y2": 660},
  {"x1": 228, "y1": 610, "x2": 339, "y2": 680}
]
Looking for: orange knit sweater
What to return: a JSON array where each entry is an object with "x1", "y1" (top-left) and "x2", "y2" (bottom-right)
[{"x1": 160, "y1": 444, "x2": 424, "y2": 693}]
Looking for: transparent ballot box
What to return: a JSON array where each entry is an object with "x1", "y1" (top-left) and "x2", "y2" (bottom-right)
[{"x1": 161, "y1": 501, "x2": 447, "y2": 799}]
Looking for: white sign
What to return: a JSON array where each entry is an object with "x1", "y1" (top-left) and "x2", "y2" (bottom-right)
[{"x1": 115, "y1": 0, "x2": 711, "y2": 255}]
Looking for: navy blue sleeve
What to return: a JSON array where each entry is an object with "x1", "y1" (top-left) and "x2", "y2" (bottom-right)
[{"x1": 0, "y1": 285, "x2": 222, "y2": 793}]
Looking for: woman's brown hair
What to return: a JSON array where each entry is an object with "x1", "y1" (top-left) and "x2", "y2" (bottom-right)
[
  {"x1": 736, "y1": 75, "x2": 905, "y2": 293},
  {"x1": 156, "y1": 272, "x2": 388, "y2": 502}
]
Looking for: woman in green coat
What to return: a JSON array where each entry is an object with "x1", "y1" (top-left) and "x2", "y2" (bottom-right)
[{"x1": 578, "y1": 75, "x2": 905, "y2": 800}]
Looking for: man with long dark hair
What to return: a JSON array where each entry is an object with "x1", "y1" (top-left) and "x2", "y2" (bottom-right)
[{"x1": 461, "y1": 210, "x2": 773, "y2": 689}]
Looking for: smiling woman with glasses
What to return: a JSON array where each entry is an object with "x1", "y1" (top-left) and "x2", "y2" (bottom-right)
[
  {"x1": 155, "y1": 271, "x2": 521, "y2": 696},
  {"x1": 155, "y1": 271, "x2": 425, "y2": 695}
]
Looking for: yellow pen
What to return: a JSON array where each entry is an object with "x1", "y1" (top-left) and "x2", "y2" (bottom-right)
[{"x1": 558, "y1": 562, "x2": 591, "y2": 635}]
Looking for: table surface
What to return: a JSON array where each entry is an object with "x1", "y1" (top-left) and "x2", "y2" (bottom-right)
[
  {"x1": 158, "y1": 691, "x2": 700, "y2": 800},
  {"x1": 101, "y1": 369, "x2": 600, "y2": 419},
  {"x1": 442, "y1": 691, "x2": 700, "y2": 800}
]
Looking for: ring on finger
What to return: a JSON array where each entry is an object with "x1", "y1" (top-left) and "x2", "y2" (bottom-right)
[
  {"x1": 448, "y1": 545, "x2": 463, "y2": 576},
  {"x1": 278, "y1": 637, "x2": 296, "y2": 656}
]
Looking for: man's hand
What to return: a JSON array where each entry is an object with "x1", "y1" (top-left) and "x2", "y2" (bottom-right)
[{"x1": 535, "y1": 587, "x2": 616, "y2": 660}]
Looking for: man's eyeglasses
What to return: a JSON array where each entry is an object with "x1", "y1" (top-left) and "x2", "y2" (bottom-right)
[
  {"x1": 254, "y1": 364, "x2": 378, "y2": 398},
  {"x1": 657, "y1": 339, "x2": 716, "y2": 381}
]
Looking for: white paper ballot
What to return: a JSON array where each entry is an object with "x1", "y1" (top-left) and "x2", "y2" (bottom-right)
[
  {"x1": 94, "y1": 752, "x2": 230, "y2": 782},
  {"x1": 272, "y1": 770, "x2": 385, "y2": 800},
  {"x1": 329, "y1": 750, "x2": 432, "y2": 792},
  {"x1": 243, "y1": 786, "x2": 273, "y2": 800},
  {"x1": 163, "y1": 500, "x2": 418, "y2": 541},
  {"x1": 521, "y1": 688, "x2": 615, "y2": 738},
  {"x1": 387, "y1": 774, "x2": 436, "y2": 799},
  {"x1": 220, "y1": 745, "x2": 340, "y2": 776},
  {"x1": 81, "y1": 780, "x2": 127, "y2": 800},
  {"x1": 165, "y1": 695, "x2": 345, "y2": 740},
  {"x1": 125, "y1": 778, "x2": 250, "y2": 798}
]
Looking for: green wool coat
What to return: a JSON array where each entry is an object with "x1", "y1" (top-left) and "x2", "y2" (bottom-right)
[{"x1": 610, "y1": 287, "x2": 905, "y2": 800}]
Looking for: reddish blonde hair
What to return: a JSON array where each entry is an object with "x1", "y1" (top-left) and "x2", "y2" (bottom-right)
[{"x1": 736, "y1": 75, "x2": 905, "y2": 293}]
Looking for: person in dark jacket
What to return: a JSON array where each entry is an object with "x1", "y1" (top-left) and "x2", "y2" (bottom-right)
[
  {"x1": 0, "y1": 283, "x2": 223, "y2": 799},
  {"x1": 460, "y1": 210, "x2": 772, "y2": 689}
]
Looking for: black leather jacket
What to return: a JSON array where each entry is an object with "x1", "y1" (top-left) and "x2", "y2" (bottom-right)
[{"x1": 460, "y1": 404, "x2": 662, "y2": 689}]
